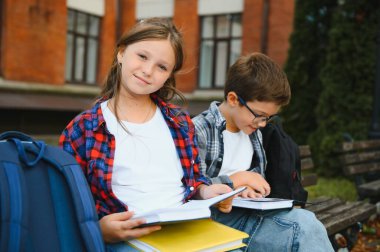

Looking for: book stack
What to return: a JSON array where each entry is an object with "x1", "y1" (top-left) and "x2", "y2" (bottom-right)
[{"x1": 127, "y1": 219, "x2": 248, "y2": 252}]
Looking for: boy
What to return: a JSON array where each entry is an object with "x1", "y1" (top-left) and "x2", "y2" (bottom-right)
[{"x1": 193, "y1": 53, "x2": 333, "y2": 251}]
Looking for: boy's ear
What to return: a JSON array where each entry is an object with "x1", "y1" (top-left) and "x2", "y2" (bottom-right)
[{"x1": 226, "y1": 92, "x2": 239, "y2": 107}]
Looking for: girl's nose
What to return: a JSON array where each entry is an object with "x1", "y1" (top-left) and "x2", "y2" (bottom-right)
[{"x1": 142, "y1": 63, "x2": 154, "y2": 76}]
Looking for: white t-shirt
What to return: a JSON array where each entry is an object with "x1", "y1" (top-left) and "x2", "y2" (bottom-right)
[
  {"x1": 220, "y1": 130, "x2": 253, "y2": 176},
  {"x1": 101, "y1": 101, "x2": 185, "y2": 214}
]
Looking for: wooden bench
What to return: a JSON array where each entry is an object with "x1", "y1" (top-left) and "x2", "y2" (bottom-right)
[
  {"x1": 338, "y1": 139, "x2": 380, "y2": 203},
  {"x1": 299, "y1": 145, "x2": 376, "y2": 236}
]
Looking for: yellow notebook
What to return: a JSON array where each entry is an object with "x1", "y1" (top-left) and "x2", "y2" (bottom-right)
[{"x1": 127, "y1": 219, "x2": 248, "y2": 252}]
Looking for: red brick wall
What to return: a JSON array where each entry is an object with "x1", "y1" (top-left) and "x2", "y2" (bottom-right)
[
  {"x1": 97, "y1": 0, "x2": 137, "y2": 86},
  {"x1": 242, "y1": 0, "x2": 294, "y2": 67},
  {"x1": 2, "y1": 0, "x2": 67, "y2": 85},
  {"x1": 242, "y1": 0, "x2": 263, "y2": 55},
  {"x1": 0, "y1": 0, "x2": 3, "y2": 76},
  {"x1": 267, "y1": 0, "x2": 294, "y2": 66},
  {"x1": 173, "y1": 0, "x2": 199, "y2": 93},
  {"x1": 120, "y1": 0, "x2": 137, "y2": 34},
  {"x1": 97, "y1": 0, "x2": 117, "y2": 85},
  {"x1": 0, "y1": 0, "x2": 294, "y2": 89}
]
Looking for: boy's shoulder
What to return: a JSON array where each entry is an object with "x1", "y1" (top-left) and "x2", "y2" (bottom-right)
[{"x1": 193, "y1": 101, "x2": 222, "y2": 127}]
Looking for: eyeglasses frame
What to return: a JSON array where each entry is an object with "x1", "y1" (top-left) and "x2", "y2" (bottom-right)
[{"x1": 237, "y1": 95, "x2": 277, "y2": 123}]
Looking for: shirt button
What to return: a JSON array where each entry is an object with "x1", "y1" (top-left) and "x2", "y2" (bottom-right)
[
  {"x1": 190, "y1": 186, "x2": 194, "y2": 191},
  {"x1": 217, "y1": 158, "x2": 223, "y2": 162}
]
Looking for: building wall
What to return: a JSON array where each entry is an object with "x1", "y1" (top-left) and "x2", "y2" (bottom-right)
[
  {"x1": 1, "y1": 0, "x2": 67, "y2": 85},
  {"x1": 174, "y1": 0, "x2": 199, "y2": 93},
  {"x1": 267, "y1": 0, "x2": 294, "y2": 66},
  {"x1": 0, "y1": 0, "x2": 295, "y2": 134},
  {"x1": 242, "y1": 0, "x2": 263, "y2": 55},
  {"x1": 0, "y1": 0, "x2": 294, "y2": 88}
]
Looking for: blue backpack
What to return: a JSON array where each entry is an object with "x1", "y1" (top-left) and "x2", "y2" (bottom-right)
[{"x1": 0, "y1": 131, "x2": 105, "y2": 252}]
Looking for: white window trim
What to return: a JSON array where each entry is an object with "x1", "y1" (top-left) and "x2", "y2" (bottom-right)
[
  {"x1": 67, "y1": 0, "x2": 104, "y2": 16},
  {"x1": 198, "y1": 0, "x2": 243, "y2": 15},
  {"x1": 136, "y1": 0, "x2": 174, "y2": 19}
]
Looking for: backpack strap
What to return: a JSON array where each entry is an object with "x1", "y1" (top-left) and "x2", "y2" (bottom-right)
[
  {"x1": 63, "y1": 164, "x2": 105, "y2": 252},
  {"x1": 0, "y1": 161, "x2": 28, "y2": 252},
  {"x1": 0, "y1": 131, "x2": 34, "y2": 142},
  {"x1": 25, "y1": 147, "x2": 105, "y2": 252}
]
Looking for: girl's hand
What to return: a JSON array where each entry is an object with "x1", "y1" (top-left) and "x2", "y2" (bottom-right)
[
  {"x1": 196, "y1": 184, "x2": 234, "y2": 213},
  {"x1": 99, "y1": 211, "x2": 161, "y2": 243}
]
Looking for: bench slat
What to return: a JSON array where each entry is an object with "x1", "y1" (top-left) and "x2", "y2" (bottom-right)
[
  {"x1": 340, "y1": 150, "x2": 380, "y2": 165},
  {"x1": 341, "y1": 140, "x2": 380, "y2": 152},
  {"x1": 343, "y1": 162, "x2": 380, "y2": 176},
  {"x1": 306, "y1": 197, "x2": 343, "y2": 213},
  {"x1": 299, "y1": 145, "x2": 311, "y2": 158},
  {"x1": 321, "y1": 202, "x2": 376, "y2": 235},
  {"x1": 316, "y1": 201, "x2": 363, "y2": 221},
  {"x1": 358, "y1": 179, "x2": 380, "y2": 196},
  {"x1": 301, "y1": 174, "x2": 318, "y2": 187},
  {"x1": 301, "y1": 158, "x2": 314, "y2": 171}
]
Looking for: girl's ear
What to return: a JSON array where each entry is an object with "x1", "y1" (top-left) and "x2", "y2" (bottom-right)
[
  {"x1": 117, "y1": 50, "x2": 124, "y2": 63},
  {"x1": 226, "y1": 92, "x2": 239, "y2": 107}
]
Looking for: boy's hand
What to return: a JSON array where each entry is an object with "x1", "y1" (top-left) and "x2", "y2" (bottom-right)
[
  {"x1": 230, "y1": 171, "x2": 270, "y2": 197},
  {"x1": 239, "y1": 186, "x2": 264, "y2": 198}
]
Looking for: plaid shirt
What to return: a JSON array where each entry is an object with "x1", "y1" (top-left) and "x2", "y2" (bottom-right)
[
  {"x1": 192, "y1": 101, "x2": 267, "y2": 188},
  {"x1": 59, "y1": 94, "x2": 209, "y2": 218}
]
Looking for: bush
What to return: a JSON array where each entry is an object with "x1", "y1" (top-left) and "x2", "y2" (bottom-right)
[
  {"x1": 310, "y1": 0, "x2": 379, "y2": 176},
  {"x1": 283, "y1": 0, "x2": 337, "y2": 144}
]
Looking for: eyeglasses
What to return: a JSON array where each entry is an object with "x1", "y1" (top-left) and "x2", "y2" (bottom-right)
[{"x1": 237, "y1": 96, "x2": 277, "y2": 124}]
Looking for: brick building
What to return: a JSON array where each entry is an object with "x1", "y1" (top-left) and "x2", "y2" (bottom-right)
[{"x1": 0, "y1": 0, "x2": 294, "y2": 135}]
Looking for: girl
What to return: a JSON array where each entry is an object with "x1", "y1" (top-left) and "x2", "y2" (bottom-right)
[{"x1": 59, "y1": 18, "x2": 233, "y2": 250}]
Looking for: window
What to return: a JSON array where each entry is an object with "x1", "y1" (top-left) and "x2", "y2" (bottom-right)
[
  {"x1": 198, "y1": 14, "x2": 242, "y2": 89},
  {"x1": 65, "y1": 9, "x2": 100, "y2": 84}
]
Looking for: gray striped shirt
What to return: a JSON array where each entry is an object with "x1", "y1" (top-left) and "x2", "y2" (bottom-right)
[{"x1": 192, "y1": 101, "x2": 267, "y2": 188}]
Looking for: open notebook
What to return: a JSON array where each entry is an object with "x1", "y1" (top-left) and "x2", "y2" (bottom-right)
[
  {"x1": 132, "y1": 187, "x2": 246, "y2": 226},
  {"x1": 128, "y1": 219, "x2": 249, "y2": 252},
  {"x1": 232, "y1": 197, "x2": 294, "y2": 210}
]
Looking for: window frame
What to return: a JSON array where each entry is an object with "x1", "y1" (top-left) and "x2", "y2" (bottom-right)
[
  {"x1": 65, "y1": 9, "x2": 101, "y2": 85},
  {"x1": 198, "y1": 13, "x2": 242, "y2": 89}
]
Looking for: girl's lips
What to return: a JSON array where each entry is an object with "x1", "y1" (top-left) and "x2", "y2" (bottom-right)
[{"x1": 134, "y1": 74, "x2": 151, "y2": 85}]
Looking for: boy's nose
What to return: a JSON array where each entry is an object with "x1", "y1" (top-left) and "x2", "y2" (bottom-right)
[{"x1": 257, "y1": 120, "x2": 267, "y2": 128}]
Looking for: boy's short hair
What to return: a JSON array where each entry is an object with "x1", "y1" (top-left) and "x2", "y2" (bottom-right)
[{"x1": 224, "y1": 52, "x2": 291, "y2": 106}]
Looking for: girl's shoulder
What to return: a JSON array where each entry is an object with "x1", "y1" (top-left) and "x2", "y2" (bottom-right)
[{"x1": 67, "y1": 102, "x2": 104, "y2": 131}]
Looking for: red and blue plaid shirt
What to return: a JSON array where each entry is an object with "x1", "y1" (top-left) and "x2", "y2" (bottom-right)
[{"x1": 59, "y1": 94, "x2": 209, "y2": 218}]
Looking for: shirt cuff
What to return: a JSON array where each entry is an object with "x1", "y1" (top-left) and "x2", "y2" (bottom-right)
[{"x1": 210, "y1": 175, "x2": 234, "y2": 189}]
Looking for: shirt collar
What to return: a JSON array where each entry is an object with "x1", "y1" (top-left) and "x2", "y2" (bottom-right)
[
  {"x1": 89, "y1": 94, "x2": 184, "y2": 131},
  {"x1": 209, "y1": 101, "x2": 227, "y2": 130}
]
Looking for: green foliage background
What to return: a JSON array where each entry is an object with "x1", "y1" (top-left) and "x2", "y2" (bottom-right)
[
  {"x1": 283, "y1": 0, "x2": 337, "y2": 145},
  {"x1": 283, "y1": 0, "x2": 380, "y2": 176}
]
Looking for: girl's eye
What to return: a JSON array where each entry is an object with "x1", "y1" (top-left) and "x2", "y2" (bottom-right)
[
  {"x1": 138, "y1": 54, "x2": 147, "y2": 60},
  {"x1": 159, "y1": 65, "x2": 167, "y2": 71}
]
